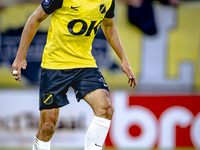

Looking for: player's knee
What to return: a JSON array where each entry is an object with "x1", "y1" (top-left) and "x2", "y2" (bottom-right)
[
  {"x1": 106, "y1": 104, "x2": 115, "y2": 119},
  {"x1": 95, "y1": 103, "x2": 114, "y2": 120},
  {"x1": 42, "y1": 119, "x2": 56, "y2": 135},
  {"x1": 37, "y1": 116, "x2": 58, "y2": 141}
]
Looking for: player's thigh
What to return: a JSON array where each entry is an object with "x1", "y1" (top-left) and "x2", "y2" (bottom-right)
[{"x1": 84, "y1": 89, "x2": 114, "y2": 119}]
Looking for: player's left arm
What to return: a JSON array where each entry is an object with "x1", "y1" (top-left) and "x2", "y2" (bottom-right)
[{"x1": 101, "y1": 18, "x2": 137, "y2": 88}]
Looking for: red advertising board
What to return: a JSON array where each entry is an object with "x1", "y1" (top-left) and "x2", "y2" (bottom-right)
[{"x1": 105, "y1": 92, "x2": 200, "y2": 149}]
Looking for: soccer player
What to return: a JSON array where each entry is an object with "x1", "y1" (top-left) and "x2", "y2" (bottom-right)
[{"x1": 11, "y1": 0, "x2": 137, "y2": 149}]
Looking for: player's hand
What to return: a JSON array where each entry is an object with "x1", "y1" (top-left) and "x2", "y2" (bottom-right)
[
  {"x1": 121, "y1": 60, "x2": 137, "y2": 88},
  {"x1": 11, "y1": 57, "x2": 27, "y2": 82}
]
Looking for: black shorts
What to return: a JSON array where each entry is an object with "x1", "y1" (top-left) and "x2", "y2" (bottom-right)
[{"x1": 39, "y1": 67, "x2": 109, "y2": 110}]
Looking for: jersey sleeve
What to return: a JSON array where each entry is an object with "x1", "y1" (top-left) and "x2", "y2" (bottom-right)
[
  {"x1": 105, "y1": 0, "x2": 115, "y2": 18},
  {"x1": 41, "y1": 0, "x2": 63, "y2": 15}
]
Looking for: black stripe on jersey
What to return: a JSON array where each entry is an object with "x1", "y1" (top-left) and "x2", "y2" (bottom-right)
[
  {"x1": 41, "y1": 0, "x2": 63, "y2": 15},
  {"x1": 105, "y1": 0, "x2": 115, "y2": 18}
]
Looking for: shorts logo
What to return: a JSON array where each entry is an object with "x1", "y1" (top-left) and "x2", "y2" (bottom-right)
[
  {"x1": 43, "y1": 94, "x2": 53, "y2": 105},
  {"x1": 43, "y1": 0, "x2": 51, "y2": 5},
  {"x1": 99, "y1": 77, "x2": 108, "y2": 87}
]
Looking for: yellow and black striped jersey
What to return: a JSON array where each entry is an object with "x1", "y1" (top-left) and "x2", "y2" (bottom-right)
[{"x1": 41, "y1": 0, "x2": 115, "y2": 69}]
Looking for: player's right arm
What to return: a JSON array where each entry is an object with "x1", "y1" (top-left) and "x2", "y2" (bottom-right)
[{"x1": 11, "y1": 5, "x2": 49, "y2": 82}]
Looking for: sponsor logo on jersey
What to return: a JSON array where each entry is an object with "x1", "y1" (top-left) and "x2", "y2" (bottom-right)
[
  {"x1": 43, "y1": 94, "x2": 53, "y2": 105},
  {"x1": 43, "y1": 0, "x2": 51, "y2": 5},
  {"x1": 68, "y1": 19, "x2": 102, "y2": 36}
]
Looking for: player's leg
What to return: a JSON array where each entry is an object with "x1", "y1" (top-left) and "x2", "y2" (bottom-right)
[
  {"x1": 33, "y1": 108, "x2": 59, "y2": 150},
  {"x1": 84, "y1": 89, "x2": 114, "y2": 119},
  {"x1": 33, "y1": 68, "x2": 72, "y2": 150},
  {"x1": 72, "y1": 68, "x2": 113, "y2": 150},
  {"x1": 83, "y1": 89, "x2": 114, "y2": 150}
]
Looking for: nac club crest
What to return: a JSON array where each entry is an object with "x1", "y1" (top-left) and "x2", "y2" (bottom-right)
[{"x1": 43, "y1": 94, "x2": 53, "y2": 105}]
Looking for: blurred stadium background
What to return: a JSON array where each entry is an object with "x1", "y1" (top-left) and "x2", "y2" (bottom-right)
[{"x1": 0, "y1": 0, "x2": 200, "y2": 149}]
